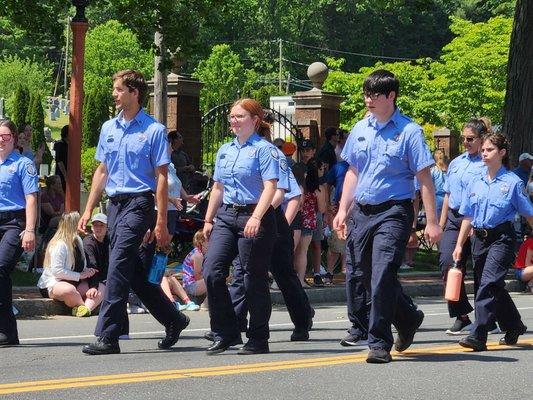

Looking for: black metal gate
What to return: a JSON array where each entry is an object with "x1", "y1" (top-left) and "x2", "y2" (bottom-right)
[{"x1": 201, "y1": 103, "x2": 302, "y2": 170}]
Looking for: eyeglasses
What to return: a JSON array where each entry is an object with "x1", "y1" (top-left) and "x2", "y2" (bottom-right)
[
  {"x1": 362, "y1": 92, "x2": 383, "y2": 100},
  {"x1": 227, "y1": 114, "x2": 250, "y2": 122},
  {"x1": 461, "y1": 136, "x2": 477, "y2": 143},
  {"x1": 0, "y1": 133, "x2": 13, "y2": 141}
]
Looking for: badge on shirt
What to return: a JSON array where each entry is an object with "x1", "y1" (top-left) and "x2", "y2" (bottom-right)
[
  {"x1": 270, "y1": 148, "x2": 279, "y2": 159},
  {"x1": 138, "y1": 132, "x2": 147, "y2": 142},
  {"x1": 357, "y1": 136, "x2": 365, "y2": 142},
  {"x1": 280, "y1": 159, "x2": 288, "y2": 171},
  {"x1": 8, "y1": 165, "x2": 16, "y2": 174},
  {"x1": 106, "y1": 133, "x2": 114, "y2": 143},
  {"x1": 26, "y1": 163, "x2": 37, "y2": 176},
  {"x1": 248, "y1": 148, "x2": 257, "y2": 158},
  {"x1": 500, "y1": 183, "x2": 509, "y2": 195},
  {"x1": 393, "y1": 133, "x2": 401, "y2": 142}
]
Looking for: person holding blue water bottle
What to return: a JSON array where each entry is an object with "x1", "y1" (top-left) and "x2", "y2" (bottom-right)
[
  {"x1": 78, "y1": 70, "x2": 189, "y2": 355},
  {"x1": 453, "y1": 133, "x2": 533, "y2": 351}
]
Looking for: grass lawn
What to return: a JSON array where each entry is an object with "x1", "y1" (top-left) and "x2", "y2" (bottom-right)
[
  {"x1": 412, "y1": 248, "x2": 439, "y2": 272},
  {"x1": 45, "y1": 113, "x2": 69, "y2": 141}
]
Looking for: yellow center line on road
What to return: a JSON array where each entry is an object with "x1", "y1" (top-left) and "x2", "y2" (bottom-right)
[{"x1": 1, "y1": 339, "x2": 532, "y2": 395}]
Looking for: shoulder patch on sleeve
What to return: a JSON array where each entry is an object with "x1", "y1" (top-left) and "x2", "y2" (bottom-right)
[
  {"x1": 280, "y1": 158, "x2": 288, "y2": 171},
  {"x1": 270, "y1": 148, "x2": 279, "y2": 159},
  {"x1": 26, "y1": 162, "x2": 37, "y2": 177}
]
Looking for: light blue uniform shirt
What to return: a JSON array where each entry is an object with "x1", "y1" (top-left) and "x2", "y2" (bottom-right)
[
  {"x1": 167, "y1": 163, "x2": 183, "y2": 211},
  {"x1": 431, "y1": 167, "x2": 447, "y2": 212},
  {"x1": 95, "y1": 109, "x2": 170, "y2": 197},
  {"x1": 459, "y1": 166, "x2": 533, "y2": 228},
  {"x1": 213, "y1": 133, "x2": 280, "y2": 204},
  {"x1": 443, "y1": 152, "x2": 485, "y2": 210},
  {"x1": 283, "y1": 169, "x2": 302, "y2": 203},
  {"x1": 0, "y1": 150, "x2": 39, "y2": 210},
  {"x1": 275, "y1": 147, "x2": 289, "y2": 192},
  {"x1": 341, "y1": 108, "x2": 434, "y2": 205}
]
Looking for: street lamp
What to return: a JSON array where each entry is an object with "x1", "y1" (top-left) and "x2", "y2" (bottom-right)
[{"x1": 65, "y1": 0, "x2": 89, "y2": 212}]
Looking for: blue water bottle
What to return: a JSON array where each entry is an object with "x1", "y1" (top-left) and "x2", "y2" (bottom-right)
[{"x1": 148, "y1": 250, "x2": 168, "y2": 285}]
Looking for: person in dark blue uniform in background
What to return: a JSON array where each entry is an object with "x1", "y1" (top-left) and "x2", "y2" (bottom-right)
[
  {"x1": 227, "y1": 126, "x2": 315, "y2": 343},
  {"x1": 202, "y1": 98, "x2": 279, "y2": 355},
  {"x1": 333, "y1": 70, "x2": 442, "y2": 363},
  {"x1": 439, "y1": 119, "x2": 488, "y2": 335},
  {"x1": 79, "y1": 70, "x2": 189, "y2": 355},
  {"x1": 453, "y1": 133, "x2": 533, "y2": 351},
  {"x1": 0, "y1": 119, "x2": 39, "y2": 346}
]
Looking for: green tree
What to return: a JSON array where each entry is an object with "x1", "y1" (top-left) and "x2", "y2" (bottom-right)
[
  {"x1": 193, "y1": 44, "x2": 257, "y2": 113},
  {"x1": 82, "y1": 89, "x2": 109, "y2": 151},
  {"x1": 84, "y1": 20, "x2": 153, "y2": 96},
  {"x1": 10, "y1": 85, "x2": 30, "y2": 129},
  {"x1": 27, "y1": 92, "x2": 53, "y2": 165}
]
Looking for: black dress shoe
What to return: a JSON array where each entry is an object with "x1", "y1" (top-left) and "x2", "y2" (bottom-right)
[
  {"x1": 206, "y1": 339, "x2": 234, "y2": 355},
  {"x1": 82, "y1": 337, "x2": 120, "y2": 355},
  {"x1": 499, "y1": 324, "x2": 527, "y2": 345},
  {"x1": 237, "y1": 342, "x2": 269, "y2": 355},
  {"x1": 395, "y1": 310, "x2": 424, "y2": 352},
  {"x1": 290, "y1": 328, "x2": 309, "y2": 342},
  {"x1": 158, "y1": 315, "x2": 190, "y2": 349},
  {"x1": 366, "y1": 348, "x2": 392, "y2": 364},
  {"x1": 0, "y1": 332, "x2": 19, "y2": 346},
  {"x1": 459, "y1": 335, "x2": 487, "y2": 351}
]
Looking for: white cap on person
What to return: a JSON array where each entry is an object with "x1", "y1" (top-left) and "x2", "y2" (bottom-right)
[{"x1": 91, "y1": 213, "x2": 108, "y2": 225}]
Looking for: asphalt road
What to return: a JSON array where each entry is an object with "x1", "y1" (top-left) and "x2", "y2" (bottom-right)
[{"x1": 1, "y1": 294, "x2": 532, "y2": 400}]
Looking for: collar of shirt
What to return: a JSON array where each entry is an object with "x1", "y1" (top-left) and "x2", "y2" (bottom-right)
[
  {"x1": 481, "y1": 166, "x2": 507, "y2": 184},
  {"x1": 367, "y1": 107, "x2": 403, "y2": 131},
  {"x1": 230, "y1": 132, "x2": 261, "y2": 148},
  {"x1": 115, "y1": 108, "x2": 148, "y2": 131},
  {"x1": 0, "y1": 149, "x2": 21, "y2": 166}
]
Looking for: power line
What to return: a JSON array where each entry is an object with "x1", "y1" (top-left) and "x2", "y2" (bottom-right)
[
  {"x1": 281, "y1": 39, "x2": 419, "y2": 62},
  {"x1": 281, "y1": 58, "x2": 310, "y2": 67}
]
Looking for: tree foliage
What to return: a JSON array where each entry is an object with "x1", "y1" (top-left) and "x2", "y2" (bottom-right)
[
  {"x1": 27, "y1": 92, "x2": 53, "y2": 164},
  {"x1": 10, "y1": 85, "x2": 30, "y2": 129},
  {"x1": 84, "y1": 20, "x2": 153, "y2": 95},
  {"x1": 82, "y1": 89, "x2": 110, "y2": 151}
]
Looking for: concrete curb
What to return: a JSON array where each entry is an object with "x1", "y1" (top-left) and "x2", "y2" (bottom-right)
[{"x1": 13, "y1": 279, "x2": 527, "y2": 317}]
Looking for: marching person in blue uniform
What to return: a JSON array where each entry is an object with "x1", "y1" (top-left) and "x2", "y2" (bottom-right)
[
  {"x1": 453, "y1": 133, "x2": 533, "y2": 351},
  {"x1": 79, "y1": 70, "x2": 189, "y2": 355},
  {"x1": 439, "y1": 119, "x2": 488, "y2": 335},
  {"x1": 0, "y1": 119, "x2": 38, "y2": 346},
  {"x1": 333, "y1": 70, "x2": 442, "y2": 363},
  {"x1": 228, "y1": 132, "x2": 315, "y2": 343},
  {"x1": 202, "y1": 98, "x2": 279, "y2": 355}
]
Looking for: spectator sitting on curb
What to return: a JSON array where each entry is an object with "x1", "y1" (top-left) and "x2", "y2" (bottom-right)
[
  {"x1": 37, "y1": 212, "x2": 97, "y2": 317},
  {"x1": 515, "y1": 234, "x2": 533, "y2": 293},
  {"x1": 81, "y1": 213, "x2": 110, "y2": 314}
]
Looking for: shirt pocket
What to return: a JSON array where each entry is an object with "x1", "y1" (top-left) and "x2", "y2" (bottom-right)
[
  {"x1": 381, "y1": 140, "x2": 404, "y2": 168},
  {"x1": 127, "y1": 139, "x2": 150, "y2": 169},
  {"x1": 354, "y1": 141, "x2": 369, "y2": 168}
]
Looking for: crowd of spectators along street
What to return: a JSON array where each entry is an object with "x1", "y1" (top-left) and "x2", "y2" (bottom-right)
[{"x1": 1, "y1": 68, "x2": 532, "y2": 363}]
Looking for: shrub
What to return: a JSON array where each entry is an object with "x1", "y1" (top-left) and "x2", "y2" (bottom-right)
[{"x1": 80, "y1": 147, "x2": 99, "y2": 192}]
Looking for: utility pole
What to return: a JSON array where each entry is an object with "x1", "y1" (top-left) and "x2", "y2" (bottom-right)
[
  {"x1": 278, "y1": 38, "x2": 282, "y2": 92},
  {"x1": 154, "y1": 30, "x2": 168, "y2": 125}
]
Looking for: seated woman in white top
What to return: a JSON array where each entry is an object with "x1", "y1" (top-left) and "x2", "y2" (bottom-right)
[{"x1": 37, "y1": 212, "x2": 97, "y2": 317}]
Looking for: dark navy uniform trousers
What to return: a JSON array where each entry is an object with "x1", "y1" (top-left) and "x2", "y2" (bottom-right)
[
  {"x1": 94, "y1": 193, "x2": 185, "y2": 340},
  {"x1": 229, "y1": 206, "x2": 313, "y2": 333},
  {"x1": 0, "y1": 211, "x2": 25, "y2": 341},
  {"x1": 470, "y1": 223, "x2": 523, "y2": 342},
  {"x1": 346, "y1": 201, "x2": 420, "y2": 351},
  {"x1": 439, "y1": 208, "x2": 475, "y2": 318},
  {"x1": 203, "y1": 205, "x2": 277, "y2": 344}
]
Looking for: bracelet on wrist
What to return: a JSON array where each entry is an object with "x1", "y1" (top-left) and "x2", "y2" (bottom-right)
[
  {"x1": 25, "y1": 229, "x2": 35, "y2": 233},
  {"x1": 204, "y1": 220, "x2": 214, "y2": 224}
]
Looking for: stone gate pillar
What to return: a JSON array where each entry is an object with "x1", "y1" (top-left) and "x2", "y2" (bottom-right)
[
  {"x1": 148, "y1": 73, "x2": 204, "y2": 169},
  {"x1": 293, "y1": 62, "x2": 343, "y2": 148}
]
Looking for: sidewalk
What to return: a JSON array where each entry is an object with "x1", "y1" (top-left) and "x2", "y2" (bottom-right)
[{"x1": 12, "y1": 272, "x2": 528, "y2": 317}]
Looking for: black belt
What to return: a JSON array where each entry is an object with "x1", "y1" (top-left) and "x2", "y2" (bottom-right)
[
  {"x1": 473, "y1": 221, "x2": 513, "y2": 240},
  {"x1": 0, "y1": 210, "x2": 25, "y2": 220},
  {"x1": 223, "y1": 203, "x2": 257, "y2": 212},
  {"x1": 449, "y1": 208, "x2": 463, "y2": 218},
  {"x1": 109, "y1": 191, "x2": 153, "y2": 203},
  {"x1": 358, "y1": 199, "x2": 412, "y2": 214}
]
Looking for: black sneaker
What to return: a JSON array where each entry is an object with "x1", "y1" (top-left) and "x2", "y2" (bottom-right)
[
  {"x1": 324, "y1": 272, "x2": 334, "y2": 285},
  {"x1": 158, "y1": 315, "x2": 190, "y2": 349},
  {"x1": 395, "y1": 309, "x2": 424, "y2": 352},
  {"x1": 487, "y1": 321, "x2": 501, "y2": 334},
  {"x1": 82, "y1": 337, "x2": 120, "y2": 355},
  {"x1": 203, "y1": 331, "x2": 243, "y2": 346},
  {"x1": 445, "y1": 317, "x2": 472, "y2": 336},
  {"x1": 237, "y1": 342, "x2": 269, "y2": 355},
  {"x1": 313, "y1": 274, "x2": 324, "y2": 287},
  {"x1": 459, "y1": 335, "x2": 487, "y2": 351},
  {"x1": 0, "y1": 332, "x2": 19, "y2": 347},
  {"x1": 290, "y1": 329, "x2": 309, "y2": 342},
  {"x1": 340, "y1": 332, "x2": 367, "y2": 347},
  {"x1": 499, "y1": 324, "x2": 527, "y2": 345},
  {"x1": 366, "y1": 348, "x2": 392, "y2": 364}
]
